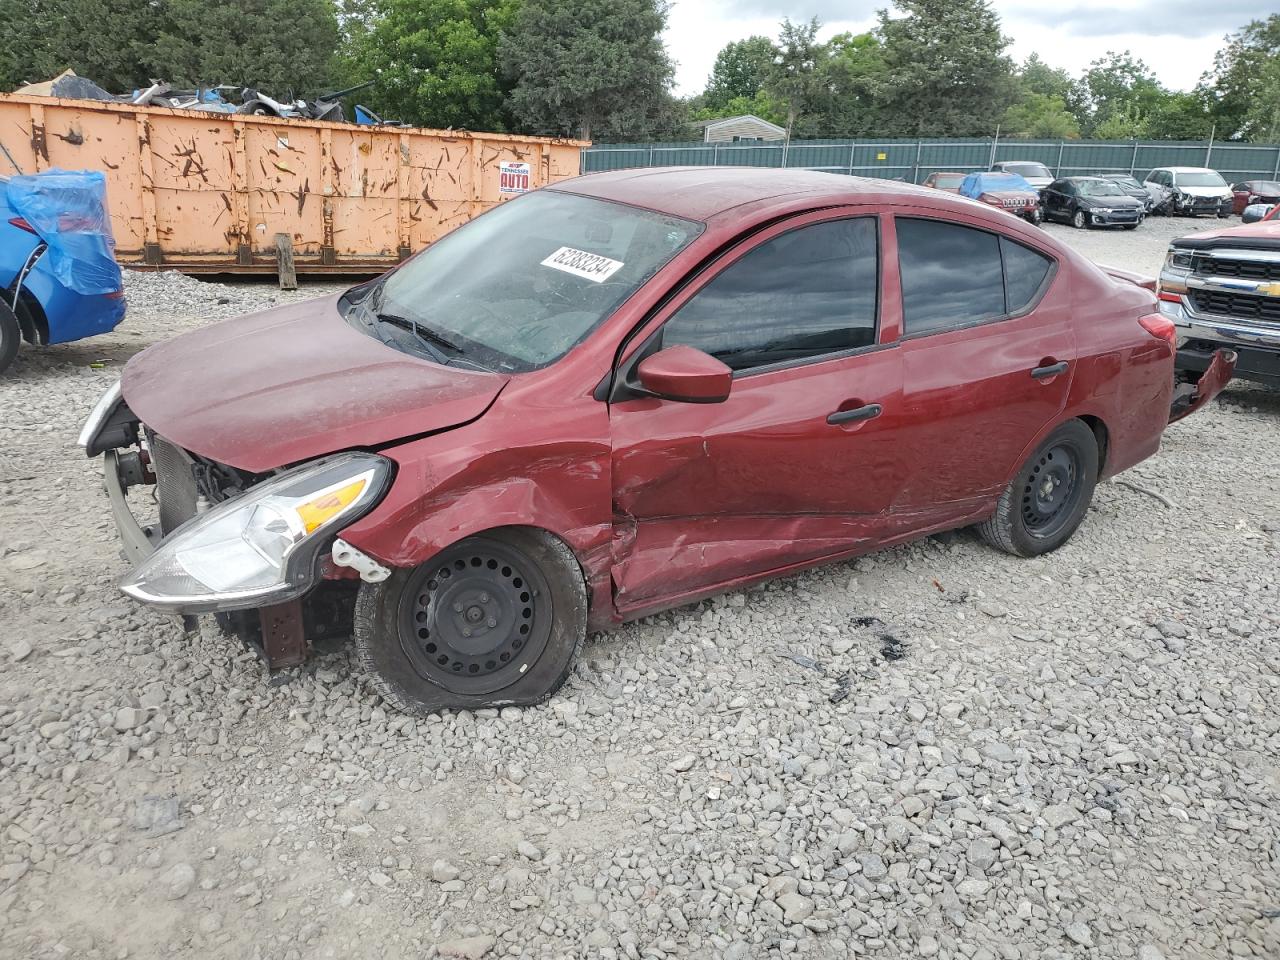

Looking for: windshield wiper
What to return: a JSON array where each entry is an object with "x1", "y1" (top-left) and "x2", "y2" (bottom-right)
[{"x1": 375, "y1": 312, "x2": 465, "y2": 360}]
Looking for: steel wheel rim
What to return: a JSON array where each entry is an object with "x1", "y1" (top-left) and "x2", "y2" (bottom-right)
[
  {"x1": 398, "y1": 539, "x2": 552, "y2": 696},
  {"x1": 1021, "y1": 442, "x2": 1083, "y2": 539}
]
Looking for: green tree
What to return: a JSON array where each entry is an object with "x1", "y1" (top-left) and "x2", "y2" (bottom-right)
[
  {"x1": 1200, "y1": 15, "x2": 1280, "y2": 140},
  {"x1": 344, "y1": 0, "x2": 516, "y2": 130},
  {"x1": 763, "y1": 18, "x2": 829, "y2": 137},
  {"x1": 1018, "y1": 53, "x2": 1073, "y2": 102},
  {"x1": 1146, "y1": 91, "x2": 1214, "y2": 140},
  {"x1": 1002, "y1": 93, "x2": 1079, "y2": 138},
  {"x1": 149, "y1": 0, "x2": 339, "y2": 94},
  {"x1": 1, "y1": 0, "x2": 154, "y2": 91},
  {"x1": 1092, "y1": 104, "x2": 1148, "y2": 140},
  {"x1": 704, "y1": 36, "x2": 776, "y2": 111},
  {"x1": 806, "y1": 31, "x2": 885, "y2": 137},
  {"x1": 1075, "y1": 52, "x2": 1165, "y2": 136},
  {"x1": 689, "y1": 90, "x2": 787, "y2": 128},
  {"x1": 872, "y1": 0, "x2": 1016, "y2": 137},
  {"x1": 500, "y1": 0, "x2": 674, "y2": 141}
]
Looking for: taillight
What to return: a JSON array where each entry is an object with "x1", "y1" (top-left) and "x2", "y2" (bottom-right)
[
  {"x1": 1139, "y1": 313, "x2": 1176, "y2": 347},
  {"x1": 7, "y1": 216, "x2": 36, "y2": 234}
]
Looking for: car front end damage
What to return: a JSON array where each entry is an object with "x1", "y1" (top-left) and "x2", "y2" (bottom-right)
[
  {"x1": 1158, "y1": 236, "x2": 1280, "y2": 389},
  {"x1": 80, "y1": 384, "x2": 396, "y2": 667}
]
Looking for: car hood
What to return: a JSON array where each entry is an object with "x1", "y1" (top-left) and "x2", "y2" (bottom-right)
[
  {"x1": 1082, "y1": 195, "x2": 1143, "y2": 208},
  {"x1": 1177, "y1": 186, "x2": 1231, "y2": 199},
  {"x1": 1172, "y1": 219, "x2": 1280, "y2": 249},
  {"x1": 122, "y1": 294, "x2": 509, "y2": 472}
]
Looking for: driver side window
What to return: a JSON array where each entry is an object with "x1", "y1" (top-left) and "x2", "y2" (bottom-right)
[{"x1": 660, "y1": 217, "x2": 879, "y2": 373}]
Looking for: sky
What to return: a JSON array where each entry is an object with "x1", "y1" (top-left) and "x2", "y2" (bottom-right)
[{"x1": 664, "y1": 0, "x2": 1271, "y2": 98}]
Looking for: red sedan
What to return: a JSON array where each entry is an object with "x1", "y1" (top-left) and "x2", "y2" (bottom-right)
[{"x1": 81, "y1": 169, "x2": 1234, "y2": 713}]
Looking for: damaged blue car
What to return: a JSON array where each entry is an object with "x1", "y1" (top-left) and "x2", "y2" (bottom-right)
[{"x1": 0, "y1": 169, "x2": 126, "y2": 374}]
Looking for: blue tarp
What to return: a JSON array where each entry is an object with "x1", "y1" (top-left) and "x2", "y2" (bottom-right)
[
  {"x1": 4, "y1": 169, "x2": 123, "y2": 296},
  {"x1": 959, "y1": 172, "x2": 1037, "y2": 199}
]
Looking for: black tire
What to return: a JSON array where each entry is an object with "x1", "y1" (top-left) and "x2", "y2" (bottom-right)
[
  {"x1": 1071, "y1": 208, "x2": 1087, "y2": 229},
  {"x1": 977, "y1": 419, "x2": 1099, "y2": 558},
  {"x1": 0, "y1": 299, "x2": 20, "y2": 375},
  {"x1": 1123, "y1": 224, "x2": 1138, "y2": 230},
  {"x1": 354, "y1": 528, "x2": 586, "y2": 714}
]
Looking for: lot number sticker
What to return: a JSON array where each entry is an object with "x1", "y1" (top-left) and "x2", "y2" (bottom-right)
[
  {"x1": 499, "y1": 161, "x2": 532, "y2": 194},
  {"x1": 540, "y1": 246, "x2": 624, "y2": 283}
]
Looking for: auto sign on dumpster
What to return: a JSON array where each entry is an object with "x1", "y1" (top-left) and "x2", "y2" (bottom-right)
[{"x1": 0, "y1": 93, "x2": 586, "y2": 277}]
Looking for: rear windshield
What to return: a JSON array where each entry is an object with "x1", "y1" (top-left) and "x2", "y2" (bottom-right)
[
  {"x1": 1246, "y1": 181, "x2": 1280, "y2": 194},
  {"x1": 357, "y1": 192, "x2": 702, "y2": 372},
  {"x1": 1003, "y1": 162, "x2": 1051, "y2": 178},
  {"x1": 1176, "y1": 171, "x2": 1227, "y2": 188},
  {"x1": 933, "y1": 173, "x2": 965, "y2": 187}
]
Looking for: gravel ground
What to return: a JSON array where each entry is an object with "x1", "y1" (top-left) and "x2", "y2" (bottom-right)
[{"x1": 2, "y1": 215, "x2": 1278, "y2": 960}]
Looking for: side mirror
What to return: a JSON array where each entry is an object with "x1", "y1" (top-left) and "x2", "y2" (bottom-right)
[
  {"x1": 636, "y1": 345, "x2": 732, "y2": 403},
  {"x1": 1242, "y1": 203, "x2": 1275, "y2": 224}
]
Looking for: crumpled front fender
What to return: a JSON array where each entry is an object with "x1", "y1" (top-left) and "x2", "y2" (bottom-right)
[{"x1": 1169, "y1": 348, "x2": 1236, "y2": 423}]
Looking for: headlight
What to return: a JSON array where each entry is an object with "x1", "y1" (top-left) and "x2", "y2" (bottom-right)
[
  {"x1": 120, "y1": 453, "x2": 392, "y2": 613},
  {"x1": 1094, "y1": 208, "x2": 1112, "y2": 215},
  {"x1": 1165, "y1": 249, "x2": 1193, "y2": 272}
]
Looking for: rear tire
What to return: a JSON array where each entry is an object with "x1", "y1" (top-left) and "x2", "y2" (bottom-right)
[
  {"x1": 354, "y1": 528, "x2": 586, "y2": 715},
  {"x1": 978, "y1": 420, "x2": 1099, "y2": 558},
  {"x1": 0, "y1": 300, "x2": 20, "y2": 375}
]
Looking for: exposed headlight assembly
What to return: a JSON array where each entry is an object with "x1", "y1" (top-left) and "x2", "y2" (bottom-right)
[
  {"x1": 120, "y1": 453, "x2": 392, "y2": 613},
  {"x1": 1165, "y1": 249, "x2": 1193, "y2": 272}
]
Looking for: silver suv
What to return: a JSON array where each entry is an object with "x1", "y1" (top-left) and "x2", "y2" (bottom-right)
[{"x1": 1143, "y1": 167, "x2": 1232, "y2": 217}]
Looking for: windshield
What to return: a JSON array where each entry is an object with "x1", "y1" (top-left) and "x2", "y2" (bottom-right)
[
  {"x1": 1109, "y1": 176, "x2": 1142, "y2": 189},
  {"x1": 1078, "y1": 180, "x2": 1125, "y2": 198},
  {"x1": 1176, "y1": 171, "x2": 1227, "y2": 188},
  {"x1": 1247, "y1": 181, "x2": 1280, "y2": 194},
  {"x1": 1005, "y1": 162, "x2": 1051, "y2": 178},
  {"x1": 933, "y1": 173, "x2": 965, "y2": 187},
  {"x1": 364, "y1": 191, "x2": 702, "y2": 372}
]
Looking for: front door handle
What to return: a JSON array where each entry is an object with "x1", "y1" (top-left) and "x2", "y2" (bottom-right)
[
  {"x1": 1031, "y1": 361, "x2": 1068, "y2": 380},
  {"x1": 827, "y1": 403, "x2": 882, "y2": 425}
]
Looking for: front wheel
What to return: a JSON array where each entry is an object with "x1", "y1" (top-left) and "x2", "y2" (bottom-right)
[
  {"x1": 977, "y1": 419, "x2": 1099, "y2": 558},
  {"x1": 354, "y1": 528, "x2": 586, "y2": 715},
  {"x1": 1071, "y1": 209, "x2": 1087, "y2": 229},
  {"x1": 0, "y1": 300, "x2": 20, "y2": 375}
]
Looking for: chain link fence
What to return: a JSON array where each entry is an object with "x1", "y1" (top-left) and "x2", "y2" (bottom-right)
[{"x1": 582, "y1": 136, "x2": 1280, "y2": 185}]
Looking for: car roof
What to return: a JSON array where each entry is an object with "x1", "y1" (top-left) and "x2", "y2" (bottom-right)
[
  {"x1": 1156, "y1": 167, "x2": 1219, "y2": 173},
  {"x1": 551, "y1": 166, "x2": 939, "y2": 221}
]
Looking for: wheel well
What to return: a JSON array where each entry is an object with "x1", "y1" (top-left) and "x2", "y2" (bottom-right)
[
  {"x1": 1077, "y1": 415, "x2": 1109, "y2": 473},
  {"x1": 5, "y1": 285, "x2": 48, "y2": 345},
  {"x1": 443, "y1": 524, "x2": 592, "y2": 597}
]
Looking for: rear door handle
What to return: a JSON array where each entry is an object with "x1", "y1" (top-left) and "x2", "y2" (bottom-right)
[
  {"x1": 827, "y1": 403, "x2": 882, "y2": 425},
  {"x1": 1031, "y1": 361, "x2": 1068, "y2": 379}
]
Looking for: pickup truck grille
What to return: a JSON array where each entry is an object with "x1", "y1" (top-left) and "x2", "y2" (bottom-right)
[
  {"x1": 1194, "y1": 256, "x2": 1280, "y2": 282},
  {"x1": 1189, "y1": 288, "x2": 1280, "y2": 324},
  {"x1": 148, "y1": 433, "x2": 198, "y2": 534}
]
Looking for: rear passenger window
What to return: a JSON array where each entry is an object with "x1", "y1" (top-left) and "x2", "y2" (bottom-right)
[
  {"x1": 1001, "y1": 238, "x2": 1052, "y2": 314},
  {"x1": 661, "y1": 217, "x2": 878, "y2": 372},
  {"x1": 897, "y1": 219, "x2": 1004, "y2": 334}
]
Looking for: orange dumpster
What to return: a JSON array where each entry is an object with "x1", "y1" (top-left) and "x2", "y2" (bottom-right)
[{"x1": 0, "y1": 93, "x2": 586, "y2": 276}]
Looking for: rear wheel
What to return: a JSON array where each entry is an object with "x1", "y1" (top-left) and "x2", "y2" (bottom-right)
[
  {"x1": 354, "y1": 529, "x2": 586, "y2": 714},
  {"x1": 978, "y1": 419, "x2": 1099, "y2": 558},
  {"x1": 0, "y1": 300, "x2": 20, "y2": 375},
  {"x1": 1071, "y1": 208, "x2": 1087, "y2": 229}
]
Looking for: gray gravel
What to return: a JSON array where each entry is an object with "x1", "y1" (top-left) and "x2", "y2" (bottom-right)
[{"x1": 1, "y1": 219, "x2": 1278, "y2": 960}]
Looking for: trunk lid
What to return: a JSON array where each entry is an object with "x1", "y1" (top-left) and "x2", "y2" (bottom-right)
[{"x1": 122, "y1": 294, "x2": 509, "y2": 472}]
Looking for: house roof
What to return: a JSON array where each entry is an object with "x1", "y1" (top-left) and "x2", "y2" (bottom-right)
[{"x1": 695, "y1": 114, "x2": 787, "y2": 136}]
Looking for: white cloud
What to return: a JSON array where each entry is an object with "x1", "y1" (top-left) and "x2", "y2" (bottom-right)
[{"x1": 663, "y1": 0, "x2": 1249, "y2": 98}]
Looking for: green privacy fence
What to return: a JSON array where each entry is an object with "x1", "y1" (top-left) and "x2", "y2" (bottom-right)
[{"x1": 581, "y1": 136, "x2": 1280, "y2": 185}]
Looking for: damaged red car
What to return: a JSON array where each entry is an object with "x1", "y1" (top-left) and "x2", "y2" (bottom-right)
[{"x1": 81, "y1": 168, "x2": 1234, "y2": 714}]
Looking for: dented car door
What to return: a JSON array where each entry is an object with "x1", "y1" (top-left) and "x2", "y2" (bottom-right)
[{"x1": 606, "y1": 212, "x2": 907, "y2": 615}]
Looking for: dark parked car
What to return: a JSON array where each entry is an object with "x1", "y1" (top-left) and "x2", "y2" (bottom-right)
[
  {"x1": 1229, "y1": 180, "x2": 1280, "y2": 215},
  {"x1": 1042, "y1": 177, "x2": 1145, "y2": 229},
  {"x1": 922, "y1": 171, "x2": 968, "y2": 193},
  {"x1": 1099, "y1": 174, "x2": 1156, "y2": 212},
  {"x1": 81, "y1": 168, "x2": 1233, "y2": 713}
]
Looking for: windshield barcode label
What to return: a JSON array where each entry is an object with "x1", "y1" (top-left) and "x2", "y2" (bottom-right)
[{"x1": 540, "y1": 246, "x2": 624, "y2": 283}]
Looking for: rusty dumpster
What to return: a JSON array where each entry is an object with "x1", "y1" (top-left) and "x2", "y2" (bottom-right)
[{"x1": 0, "y1": 93, "x2": 587, "y2": 276}]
